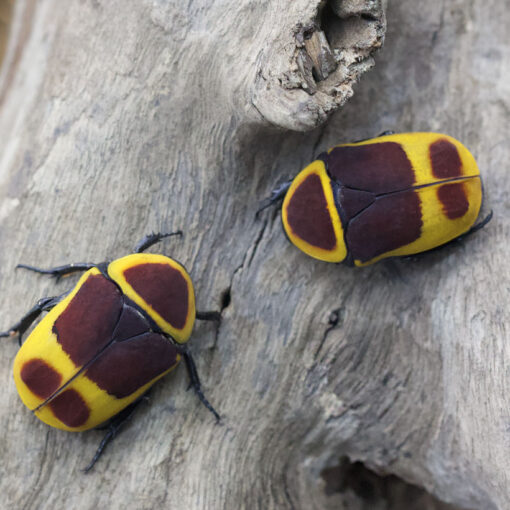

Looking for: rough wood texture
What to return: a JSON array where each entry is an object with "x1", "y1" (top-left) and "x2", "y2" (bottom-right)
[{"x1": 0, "y1": 1, "x2": 507, "y2": 509}]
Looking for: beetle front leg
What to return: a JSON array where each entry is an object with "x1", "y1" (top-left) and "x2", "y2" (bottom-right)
[
  {"x1": 376, "y1": 130, "x2": 395, "y2": 138},
  {"x1": 256, "y1": 180, "x2": 292, "y2": 218},
  {"x1": 0, "y1": 295, "x2": 64, "y2": 345},
  {"x1": 17, "y1": 262, "x2": 97, "y2": 281},
  {"x1": 180, "y1": 346, "x2": 220, "y2": 422},
  {"x1": 352, "y1": 130, "x2": 396, "y2": 143},
  {"x1": 134, "y1": 231, "x2": 183, "y2": 253}
]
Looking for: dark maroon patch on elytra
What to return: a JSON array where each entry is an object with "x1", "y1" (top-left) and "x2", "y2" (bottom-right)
[
  {"x1": 49, "y1": 388, "x2": 90, "y2": 428},
  {"x1": 347, "y1": 190, "x2": 422, "y2": 262},
  {"x1": 437, "y1": 182, "x2": 469, "y2": 219},
  {"x1": 123, "y1": 263, "x2": 189, "y2": 330},
  {"x1": 53, "y1": 273, "x2": 123, "y2": 366},
  {"x1": 286, "y1": 173, "x2": 336, "y2": 250},
  {"x1": 339, "y1": 188, "x2": 375, "y2": 220},
  {"x1": 326, "y1": 143, "x2": 415, "y2": 194},
  {"x1": 85, "y1": 333, "x2": 179, "y2": 398},
  {"x1": 20, "y1": 359, "x2": 62, "y2": 400},
  {"x1": 430, "y1": 139, "x2": 462, "y2": 179}
]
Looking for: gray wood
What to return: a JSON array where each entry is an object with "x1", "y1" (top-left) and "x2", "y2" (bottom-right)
[{"x1": 0, "y1": 1, "x2": 507, "y2": 509}]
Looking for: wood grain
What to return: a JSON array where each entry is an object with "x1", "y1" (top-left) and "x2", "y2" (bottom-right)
[{"x1": 0, "y1": 1, "x2": 508, "y2": 509}]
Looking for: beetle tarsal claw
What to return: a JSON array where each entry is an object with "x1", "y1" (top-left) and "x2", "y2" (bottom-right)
[{"x1": 0, "y1": 329, "x2": 17, "y2": 338}]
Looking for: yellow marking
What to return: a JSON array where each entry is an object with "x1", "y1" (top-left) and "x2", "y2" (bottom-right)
[
  {"x1": 13, "y1": 266, "x2": 184, "y2": 431},
  {"x1": 35, "y1": 356, "x2": 181, "y2": 431},
  {"x1": 354, "y1": 177, "x2": 482, "y2": 266},
  {"x1": 13, "y1": 268, "x2": 103, "y2": 411},
  {"x1": 282, "y1": 160, "x2": 347, "y2": 263},
  {"x1": 320, "y1": 132, "x2": 483, "y2": 266},
  {"x1": 107, "y1": 253, "x2": 195, "y2": 343},
  {"x1": 334, "y1": 132, "x2": 480, "y2": 186}
]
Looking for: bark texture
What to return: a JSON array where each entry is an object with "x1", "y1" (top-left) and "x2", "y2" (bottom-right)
[{"x1": 0, "y1": 1, "x2": 508, "y2": 509}]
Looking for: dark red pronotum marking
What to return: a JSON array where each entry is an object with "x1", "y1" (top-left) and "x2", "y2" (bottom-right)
[
  {"x1": 49, "y1": 388, "x2": 90, "y2": 428},
  {"x1": 346, "y1": 190, "x2": 423, "y2": 263},
  {"x1": 285, "y1": 172, "x2": 337, "y2": 251},
  {"x1": 53, "y1": 273, "x2": 123, "y2": 366},
  {"x1": 20, "y1": 359, "x2": 62, "y2": 400},
  {"x1": 123, "y1": 263, "x2": 189, "y2": 330},
  {"x1": 436, "y1": 181, "x2": 470, "y2": 219},
  {"x1": 325, "y1": 142, "x2": 415, "y2": 194},
  {"x1": 85, "y1": 332, "x2": 179, "y2": 398},
  {"x1": 429, "y1": 139, "x2": 463, "y2": 179}
]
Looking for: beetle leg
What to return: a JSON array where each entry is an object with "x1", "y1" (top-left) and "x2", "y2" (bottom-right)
[
  {"x1": 0, "y1": 295, "x2": 64, "y2": 346},
  {"x1": 196, "y1": 310, "x2": 221, "y2": 322},
  {"x1": 84, "y1": 394, "x2": 148, "y2": 473},
  {"x1": 404, "y1": 210, "x2": 493, "y2": 262},
  {"x1": 429, "y1": 209, "x2": 493, "y2": 248},
  {"x1": 456, "y1": 209, "x2": 493, "y2": 240},
  {"x1": 134, "y1": 231, "x2": 183, "y2": 253},
  {"x1": 180, "y1": 346, "x2": 220, "y2": 422},
  {"x1": 256, "y1": 180, "x2": 292, "y2": 218},
  {"x1": 17, "y1": 262, "x2": 96, "y2": 281},
  {"x1": 377, "y1": 130, "x2": 395, "y2": 137},
  {"x1": 352, "y1": 130, "x2": 396, "y2": 143}
]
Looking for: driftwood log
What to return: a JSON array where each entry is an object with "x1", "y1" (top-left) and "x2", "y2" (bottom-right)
[{"x1": 0, "y1": 1, "x2": 507, "y2": 509}]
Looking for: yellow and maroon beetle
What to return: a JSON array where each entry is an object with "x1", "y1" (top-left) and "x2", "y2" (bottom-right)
[
  {"x1": 260, "y1": 132, "x2": 491, "y2": 266},
  {"x1": 0, "y1": 232, "x2": 220, "y2": 471}
]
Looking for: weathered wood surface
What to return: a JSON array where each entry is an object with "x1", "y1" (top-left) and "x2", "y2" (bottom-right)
[
  {"x1": 0, "y1": 0, "x2": 13, "y2": 64},
  {"x1": 0, "y1": 1, "x2": 508, "y2": 509}
]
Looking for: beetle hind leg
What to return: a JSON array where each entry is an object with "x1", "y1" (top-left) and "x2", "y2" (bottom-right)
[
  {"x1": 461, "y1": 209, "x2": 493, "y2": 238},
  {"x1": 180, "y1": 346, "x2": 220, "y2": 422},
  {"x1": 134, "y1": 231, "x2": 183, "y2": 253},
  {"x1": 404, "y1": 210, "x2": 493, "y2": 262},
  {"x1": 84, "y1": 394, "x2": 148, "y2": 473},
  {"x1": 431, "y1": 209, "x2": 493, "y2": 248},
  {"x1": 0, "y1": 295, "x2": 64, "y2": 345}
]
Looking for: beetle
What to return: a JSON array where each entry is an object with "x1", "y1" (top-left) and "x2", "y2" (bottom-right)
[
  {"x1": 259, "y1": 132, "x2": 492, "y2": 266},
  {"x1": 0, "y1": 231, "x2": 220, "y2": 471}
]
